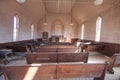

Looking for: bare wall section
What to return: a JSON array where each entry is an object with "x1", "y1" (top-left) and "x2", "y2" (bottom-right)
[
  {"x1": 0, "y1": 1, "x2": 38, "y2": 43},
  {"x1": 101, "y1": 4, "x2": 120, "y2": 43},
  {"x1": 81, "y1": 3, "x2": 120, "y2": 43}
]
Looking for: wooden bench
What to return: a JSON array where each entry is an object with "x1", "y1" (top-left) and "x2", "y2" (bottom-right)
[
  {"x1": 26, "y1": 52, "x2": 89, "y2": 64},
  {"x1": 107, "y1": 53, "x2": 120, "y2": 74},
  {"x1": 7, "y1": 45, "x2": 28, "y2": 52},
  {"x1": 1, "y1": 63, "x2": 107, "y2": 80},
  {"x1": 0, "y1": 49, "x2": 12, "y2": 65}
]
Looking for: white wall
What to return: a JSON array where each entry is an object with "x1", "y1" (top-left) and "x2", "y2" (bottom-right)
[
  {"x1": 37, "y1": 13, "x2": 79, "y2": 42},
  {"x1": 78, "y1": 3, "x2": 120, "y2": 43},
  {"x1": 0, "y1": 1, "x2": 38, "y2": 43}
]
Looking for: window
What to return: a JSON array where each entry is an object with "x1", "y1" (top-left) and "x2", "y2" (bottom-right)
[
  {"x1": 81, "y1": 24, "x2": 85, "y2": 39},
  {"x1": 95, "y1": 16, "x2": 102, "y2": 42},
  {"x1": 13, "y1": 15, "x2": 19, "y2": 41},
  {"x1": 31, "y1": 24, "x2": 34, "y2": 39}
]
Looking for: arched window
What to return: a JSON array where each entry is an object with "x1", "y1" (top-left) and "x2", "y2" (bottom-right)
[
  {"x1": 95, "y1": 16, "x2": 102, "y2": 42},
  {"x1": 31, "y1": 24, "x2": 34, "y2": 39},
  {"x1": 13, "y1": 15, "x2": 19, "y2": 41},
  {"x1": 81, "y1": 24, "x2": 85, "y2": 39}
]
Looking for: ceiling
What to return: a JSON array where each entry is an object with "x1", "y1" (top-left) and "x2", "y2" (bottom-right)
[
  {"x1": 43, "y1": 0, "x2": 116, "y2": 23},
  {"x1": 2, "y1": 0, "x2": 117, "y2": 24},
  {"x1": 73, "y1": 0, "x2": 115, "y2": 23},
  {"x1": 44, "y1": 0, "x2": 76, "y2": 14}
]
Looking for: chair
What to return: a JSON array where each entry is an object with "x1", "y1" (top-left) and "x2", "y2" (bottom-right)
[{"x1": 42, "y1": 32, "x2": 49, "y2": 43}]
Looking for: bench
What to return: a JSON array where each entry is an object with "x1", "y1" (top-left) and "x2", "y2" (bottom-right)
[
  {"x1": 6, "y1": 45, "x2": 28, "y2": 52},
  {"x1": 0, "y1": 49, "x2": 12, "y2": 65},
  {"x1": 1, "y1": 63, "x2": 107, "y2": 80},
  {"x1": 26, "y1": 52, "x2": 89, "y2": 64}
]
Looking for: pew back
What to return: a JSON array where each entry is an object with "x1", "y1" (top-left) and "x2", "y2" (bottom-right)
[
  {"x1": 2, "y1": 64, "x2": 56, "y2": 80},
  {"x1": 35, "y1": 47, "x2": 79, "y2": 52},
  {"x1": 35, "y1": 48, "x2": 57, "y2": 52},
  {"x1": 57, "y1": 52, "x2": 88, "y2": 63},
  {"x1": 57, "y1": 63, "x2": 107, "y2": 80},
  {"x1": 26, "y1": 52, "x2": 57, "y2": 64},
  {"x1": 57, "y1": 48, "x2": 78, "y2": 52},
  {"x1": 1, "y1": 63, "x2": 107, "y2": 80},
  {"x1": 26, "y1": 52, "x2": 89, "y2": 64}
]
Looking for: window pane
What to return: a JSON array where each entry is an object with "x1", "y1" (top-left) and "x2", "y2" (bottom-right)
[
  {"x1": 31, "y1": 24, "x2": 34, "y2": 39},
  {"x1": 81, "y1": 24, "x2": 85, "y2": 39},
  {"x1": 13, "y1": 15, "x2": 19, "y2": 41},
  {"x1": 95, "y1": 17, "x2": 102, "y2": 42}
]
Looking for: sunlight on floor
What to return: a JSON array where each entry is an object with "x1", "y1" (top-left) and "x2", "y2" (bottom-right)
[{"x1": 23, "y1": 67, "x2": 39, "y2": 80}]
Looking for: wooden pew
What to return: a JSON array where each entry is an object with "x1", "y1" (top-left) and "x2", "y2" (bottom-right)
[
  {"x1": 107, "y1": 53, "x2": 120, "y2": 74},
  {"x1": 0, "y1": 49, "x2": 12, "y2": 65},
  {"x1": 1, "y1": 63, "x2": 107, "y2": 80},
  {"x1": 35, "y1": 48, "x2": 57, "y2": 52},
  {"x1": 6, "y1": 45, "x2": 28, "y2": 52},
  {"x1": 26, "y1": 52, "x2": 89, "y2": 64}
]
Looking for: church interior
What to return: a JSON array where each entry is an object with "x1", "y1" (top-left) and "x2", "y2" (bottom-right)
[{"x1": 0, "y1": 0, "x2": 120, "y2": 80}]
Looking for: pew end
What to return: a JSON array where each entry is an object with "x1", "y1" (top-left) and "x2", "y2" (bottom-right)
[{"x1": 107, "y1": 53, "x2": 120, "y2": 74}]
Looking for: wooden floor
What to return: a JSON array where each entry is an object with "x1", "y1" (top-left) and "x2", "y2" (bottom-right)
[{"x1": 6, "y1": 52, "x2": 120, "y2": 80}]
